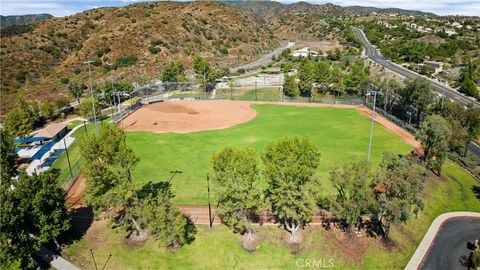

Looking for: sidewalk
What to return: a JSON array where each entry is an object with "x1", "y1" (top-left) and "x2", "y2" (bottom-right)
[{"x1": 404, "y1": 211, "x2": 480, "y2": 270}]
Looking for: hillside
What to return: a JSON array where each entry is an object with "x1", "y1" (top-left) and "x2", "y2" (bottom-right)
[
  {"x1": 0, "y1": 14, "x2": 53, "y2": 29},
  {"x1": 345, "y1": 6, "x2": 436, "y2": 16},
  {"x1": 0, "y1": 1, "x2": 278, "y2": 113},
  {"x1": 225, "y1": 1, "x2": 350, "y2": 20}
]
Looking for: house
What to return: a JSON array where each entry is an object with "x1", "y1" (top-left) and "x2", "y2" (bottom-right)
[
  {"x1": 424, "y1": 61, "x2": 443, "y2": 74},
  {"x1": 35, "y1": 123, "x2": 68, "y2": 141},
  {"x1": 292, "y1": 47, "x2": 319, "y2": 58}
]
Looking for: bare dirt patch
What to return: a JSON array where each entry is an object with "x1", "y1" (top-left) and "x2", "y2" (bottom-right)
[
  {"x1": 65, "y1": 176, "x2": 86, "y2": 209},
  {"x1": 123, "y1": 100, "x2": 257, "y2": 133},
  {"x1": 292, "y1": 40, "x2": 343, "y2": 52}
]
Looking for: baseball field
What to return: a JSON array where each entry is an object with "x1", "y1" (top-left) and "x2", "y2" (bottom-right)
[
  {"x1": 60, "y1": 100, "x2": 480, "y2": 269},
  {"x1": 122, "y1": 100, "x2": 413, "y2": 204}
]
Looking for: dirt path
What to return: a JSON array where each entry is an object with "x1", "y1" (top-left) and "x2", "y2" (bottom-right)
[
  {"x1": 65, "y1": 176, "x2": 86, "y2": 209},
  {"x1": 178, "y1": 205, "x2": 326, "y2": 225}
]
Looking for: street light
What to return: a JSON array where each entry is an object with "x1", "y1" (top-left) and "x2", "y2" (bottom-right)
[
  {"x1": 168, "y1": 170, "x2": 183, "y2": 183},
  {"x1": 365, "y1": 87, "x2": 383, "y2": 170},
  {"x1": 84, "y1": 60, "x2": 99, "y2": 133}
]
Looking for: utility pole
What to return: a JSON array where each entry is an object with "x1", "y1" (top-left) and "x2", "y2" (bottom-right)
[
  {"x1": 84, "y1": 60, "x2": 98, "y2": 133},
  {"x1": 207, "y1": 173, "x2": 213, "y2": 228},
  {"x1": 63, "y1": 138, "x2": 73, "y2": 178},
  {"x1": 441, "y1": 87, "x2": 446, "y2": 112},
  {"x1": 255, "y1": 81, "x2": 257, "y2": 101},
  {"x1": 384, "y1": 86, "x2": 388, "y2": 112},
  {"x1": 366, "y1": 87, "x2": 382, "y2": 170}
]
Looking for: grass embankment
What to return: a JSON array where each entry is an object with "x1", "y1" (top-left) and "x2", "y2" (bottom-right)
[
  {"x1": 126, "y1": 104, "x2": 411, "y2": 204},
  {"x1": 62, "y1": 161, "x2": 480, "y2": 269}
]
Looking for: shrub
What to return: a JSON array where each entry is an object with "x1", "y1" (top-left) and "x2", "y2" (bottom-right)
[
  {"x1": 148, "y1": 46, "x2": 160, "y2": 54},
  {"x1": 114, "y1": 55, "x2": 138, "y2": 68},
  {"x1": 60, "y1": 78, "x2": 70, "y2": 84}
]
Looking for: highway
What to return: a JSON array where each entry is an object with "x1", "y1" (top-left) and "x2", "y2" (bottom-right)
[{"x1": 352, "y1": 27, "x2": 480, "y2": 108}]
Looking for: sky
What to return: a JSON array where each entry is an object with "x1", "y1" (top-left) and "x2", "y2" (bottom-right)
[{"x1": 0, "y1": 0, "x2": 479, "y2": 17}]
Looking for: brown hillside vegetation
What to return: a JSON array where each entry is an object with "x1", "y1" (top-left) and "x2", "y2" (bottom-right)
[{"x1": 0, "y1": 1, "x2": 279, "y2": 113}]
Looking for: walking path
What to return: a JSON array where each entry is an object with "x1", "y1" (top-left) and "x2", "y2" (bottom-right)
[
  {"x1": 178, "y1": 205, "x2": 327, "y2": 226},
  {"x1": 405, "y1": 212, "x2": 480, "y2": 270},
  {"x1": 36, "y1": 246, "x2": 81, "y2": 270}
]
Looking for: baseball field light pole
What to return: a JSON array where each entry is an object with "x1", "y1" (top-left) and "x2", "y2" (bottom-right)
[
  {"x1": 84, "y1": 60, "x2": 99, "y2": 133},
  {"x1": 168, "y1": 170, "x2": 183, "y2": 183},
  {"x1": 207, "y1": 172, "x2": 213, "y2": 228},
  {"x1": 365, "y1": 87, "x2": 383, "y2": 170}
]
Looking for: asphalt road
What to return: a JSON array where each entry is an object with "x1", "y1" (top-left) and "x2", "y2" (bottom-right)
[
  {"x1": 420, "y1": 218, "x2": 480, "y2": 270},
  {"x1": 352, "y1": 27, "x2": 480, "y2": 108},
  {"x1": 229, "y1": 42, "x2": 295, "y2": 73}
]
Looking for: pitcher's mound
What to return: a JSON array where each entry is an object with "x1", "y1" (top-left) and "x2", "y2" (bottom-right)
[{"x1": 123, "y1": 100, "x2": 256, "y2": 133}]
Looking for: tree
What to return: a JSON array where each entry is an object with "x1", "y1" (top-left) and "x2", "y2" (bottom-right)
[
  {"x1": 263, "y1": 137, "x2": 321, "y2": 243},
  {"x1": 212, "y1": 147, "x2": 262, "y2": 243},
  {"x1": 283, "y1": 75, "x2": 299, "y2": 97},
  {"x1": 371, "y1": 153, "x2": 427, "y2": 239},
  {"x1": 297, "y1": 59, "x2": 316, "y2": 97},
  {"x1": 80, "y1": 124, "x2": 139, "y2": 212},
  {"x1": 160, "y1": 60, "x2": 187, "y2": 82},
  {"x1": 416, "y1": 115, "x2": 451, "y2": 175},
  {"x1": 1, "y1": 172, "x2": 71, "y2": 268},
  {"x1": 458, "y1": 61, "x2": 479, "y2": 98},
  {"x1": 68, "y1": 80, "x2": 86, "y2": 104},
  {"x1": 122, "y1": 183, "x2": 196, "y2": 250},
  {"x1": 3, "y1": 106, "x2": 34, "y2": 138},
  {"x1": 330, "y1": 162, "x2": 370, "y2": 236},
  {"x1": 314, "y1": 60, "x2": 330, "y2": 92},
  {"x1": 398, "y1": 78, "x2": 435, "y2": 125},
  {"x1": 463, "y1": 106, "x2": 480, "y2": 156},
  {"x1": 78, "y1": 97, "x2": 101, "y2": 120},
  {"x1": 0, "y1": 129, "x2": 17, "y2": 181},
  {"x1": 193, "y1": 55, "x2": 216, "y2": 92},
  {"x1": 40, "y1": 102, "x2": 57, "y2": 121}
]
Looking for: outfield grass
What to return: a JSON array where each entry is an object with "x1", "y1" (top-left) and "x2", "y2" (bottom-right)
[
  {"x1": 127, "y1": 104, "x2": 412, "y2": 204},
  {"x1": 62, "y1": 161, "x2": 480, "y2": 269}
]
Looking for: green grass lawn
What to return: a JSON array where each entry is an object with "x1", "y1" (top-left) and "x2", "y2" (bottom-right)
[
  {"x1": 62, "y1": 161, "x2": 480, "y2": 270},
  {"x1": 51, "y1": 123, "x2": 96, "y2": 186},
  {"x1": 127, "y1": 104, "x2": 412, "y2": 204}
]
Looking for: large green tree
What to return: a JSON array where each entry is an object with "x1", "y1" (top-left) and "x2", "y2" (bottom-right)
[
  {"x1": 297, "y1": 59, "x2": 316, "y2": 97},
  {"x1": 212, "y1": 147, "x2": 262, "y2": 243},
  {"x1": 80, "y1": 124, "x2": 139, "y2": 211},
  {"x1": 463, "y1": 106, "x2": 480, "y2": 156},
  {"x1": 416, "y1": 115, "x2": 451, "y2": 175},
  {"x1": 0, "y1": 129, "x2": 17, "y2": 181},
  {"x1": 122, "y1": 183, "x2": 196, "y2": 250},
  {"x1": 1, "y1": 172, "x2": 71, "y2": 268},
  {"x1": 193, "y1": 55, "x2": 217, "y2": 92},
  {"x1": 68, "y1": 80, "x2": 86, "y2": 104},
  {"x1": 398, "y1": 78, "x2": 435, "y2": 125},
  {"x1": 3, "y1": 106, "x2": 34, "y2": 138},
  {"x1": 283, "y1": 75, "x2": 299, "y2": 97},
  {"x1": 371, "y1": 153, "x2": 427, "y2": 239},
  {"x1": 160, "y1": 60, "x2": 187, "y2": 83},
  {"x1": 78, "y1": 97, "x2": 101, "y2": 120},
  {"x1": 263, "y1": 137, "x2": 321, "y2": 243},
  {"x1": 330, "y1": 162, "x2": 370, "y2": 236}
]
